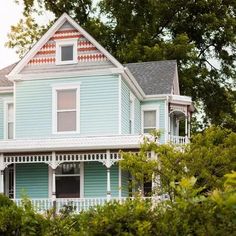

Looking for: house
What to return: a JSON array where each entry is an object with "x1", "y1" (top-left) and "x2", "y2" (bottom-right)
[{"x1": 0, "y1": 13, "x2": 193, "y2": 211}]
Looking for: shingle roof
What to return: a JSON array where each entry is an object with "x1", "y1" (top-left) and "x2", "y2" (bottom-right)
[
  {"x1": 124, "y1": 60, "x2": 177, "y2": 95},
  {"x1": 0, "y1": 63, "x2": 17, "y2": 87}
]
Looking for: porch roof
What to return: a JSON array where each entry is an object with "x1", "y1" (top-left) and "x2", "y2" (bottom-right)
[{"x1": 0, "y1": 135, "x2": 142, "y2": 153}]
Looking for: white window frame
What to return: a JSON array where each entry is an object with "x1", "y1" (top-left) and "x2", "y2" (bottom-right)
[
  {"x1": 55, "y1": 38, "x2": 78, "y2": 65},
  {"x1": 141, "y1": 105, "x2": 159, "y2": 134},
  {"x1": 3, "y1": 98, "x2": 14, "y2": 139},
  {"x1": 52, "y1": 83, "x2": 80, "y2": 134},
  {"x1": 129, "y1": 92, "x2": 135, "y2": 134}
]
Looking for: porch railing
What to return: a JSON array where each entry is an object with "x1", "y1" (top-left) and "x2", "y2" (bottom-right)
[
  {"x1": 169, "y1": 135, "x2": 189, "y2": 145},
  {"x1": 13, "y1": 196, "x2": 169, "y2": 213}
]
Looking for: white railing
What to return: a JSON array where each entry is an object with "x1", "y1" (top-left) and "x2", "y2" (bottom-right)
[
  {"x1": 13, "y1": 196, "x2": 169, "y2": 213},
  {"x1": 169, "y1": 135, "x2": 189, "y2": 145}
]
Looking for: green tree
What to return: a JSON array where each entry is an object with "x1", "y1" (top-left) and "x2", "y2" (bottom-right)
[
  {"x1": 6, "y1": 0, "x2": 236, "y2": 130},
  {"x1": 121, "y1": 126, "x2": 236, "y2": 198}
]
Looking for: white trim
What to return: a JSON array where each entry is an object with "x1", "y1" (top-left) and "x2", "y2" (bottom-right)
[
  {"x1": 164, "y1": 98, "x2": 169, "y2": 143},
  {"x1": 13, "y1": 82, "x2": 16, "y2": 139},
  {"x1": 12, "y1": 68, "x2": 123, "y2": 81},
  {"x1": 129, "y1": 92, "x2": 135, "y2": 134},
  {"x1": 0, "y1": 87, "x2": 13, "y2": 94},
  {"x1": 8, "y1": 13, "x2": 123, "y2": 78},
  {"x1": 13, "y1": 164, "x2": 16, "y2": 199},
  {"x1": 80, "y1": 162, "x2": 84, "y2": 198},
  {"x1": 48, "y1": 166, "x2": 52, "y2": 198},
  {"x1": 118, "y1": 163, "x2": 122, "y2": 198},
  {"x1": 141, "y1": 105, "x2": 160, "y2": 134},
  {"x1": 3, "y1": 98, "x2": 14, "y2": 140},
  {"x1": 0, "y1": 135, "x2": 141, "y2": 153},
  {"x1": 52, "y1": 83, "x2": 80, "y2": 134},
  {"x1": 118, "y1": 76, "x2": 122, "y2": 134},
  {"x1": 55, "y1": 38, "x2": 78, "y2": 65}
]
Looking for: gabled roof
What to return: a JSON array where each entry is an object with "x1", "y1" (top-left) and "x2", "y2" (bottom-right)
[
  {"x1": 0, "y1": 63, "x2": 17, "y2": 87},
  {"x1": 8, "y1": 13, "x2": 123, "y2": 78},
  {"x1": 125, "y1": 60, "x2": 177, "y2": 95}
]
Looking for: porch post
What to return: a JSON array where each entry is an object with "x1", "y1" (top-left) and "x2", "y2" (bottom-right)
[
  {"x1": 185, "y1": 115, "x2": 188, "y2": 142},
  {"x1": 0, "y1": 154, "x2": 5, "y2": 194},
  {"x1": 168, "y1": 114, "x2": 171, "y2": 141},
  {"x1": 188, "y1": 112, "x2": 191, "y2": 139},
  {"x1": 51, "y1": 152, "x2": 56, "y2": 200},
  {"x1": 106, "y1": 150, "x2": 111, "y2": 200}
]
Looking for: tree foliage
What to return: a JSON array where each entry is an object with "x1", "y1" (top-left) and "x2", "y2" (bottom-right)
[
  {"x1": 121, "y1": 126, "x2": 236, "y2": 197},
  {"x1": 6, "y1": 0, "x2": 236, "y2": 130}
]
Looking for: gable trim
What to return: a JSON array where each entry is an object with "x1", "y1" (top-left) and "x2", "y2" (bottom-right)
[{"x1": 8, "y1": 13, "x2": 123, "y2": 79}]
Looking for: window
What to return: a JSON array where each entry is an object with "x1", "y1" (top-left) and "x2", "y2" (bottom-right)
[
  {"x1": 4, "y1": 101, "x2": 14, "y2": 139},
  {"x1": 52, "y1": 84, "x2": 80, "y2": 133},
  {"x1": 55, "y1": 39, "x2": 77, "y2": 65},
  {"x1": 55, "y1": 163, "x2": 80, "y2": 198},
  {"x1": 142, "y1": 106, "x2": 159, "y2": 134},
  {"x1": 143, "y1": 110, "x2": 156, "y2": 133}
]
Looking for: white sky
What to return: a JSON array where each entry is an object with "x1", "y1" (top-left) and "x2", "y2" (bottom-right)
[{"x1": 0, "y1": 0, "x2": 54, "y2": 70}]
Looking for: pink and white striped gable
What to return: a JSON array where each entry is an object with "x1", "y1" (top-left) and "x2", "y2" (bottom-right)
[{"x1": 28, "y1": 21, "x2": 108, "y2": 66}]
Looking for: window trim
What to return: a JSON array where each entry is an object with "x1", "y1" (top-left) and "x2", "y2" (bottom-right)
[
  {"x1": 129, "y1": 92, "x2": 135, "y2": 134},
  {"x1": 52, "y1": 83, "x2": 80, "y2": 134},
  {"x1": 141, "y1": 105, "x2": 159, "y2": 134},
  {"x1": 55, "y1": 38, "x2": 78, "y2": 65},
  {"x1": 3, "y1": 99, "x2": 14, "y2": 139}
]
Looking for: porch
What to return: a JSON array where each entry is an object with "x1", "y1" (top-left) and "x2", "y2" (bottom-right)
[{"x1": 13, "y1": 196, "x2": 168, "y2": 213}]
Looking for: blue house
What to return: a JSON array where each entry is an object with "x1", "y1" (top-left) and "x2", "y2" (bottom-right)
[{"x1": 0, "y1": 13, "x2": 193, "y2": 211}]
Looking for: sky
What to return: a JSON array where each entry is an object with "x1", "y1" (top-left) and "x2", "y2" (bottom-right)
[{"x1": 0, "y1": 0, "x2": 53, "y2": 70}]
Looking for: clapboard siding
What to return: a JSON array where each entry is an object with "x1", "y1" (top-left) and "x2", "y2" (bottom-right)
[
  {"x1": 121, "y1": 170, "x2": 129, "y2": 197},
  {"x1": 134, "y1": 98, "x2": 141, "y2": 134},
  {"x1": 15, "y1": 75, "x2": 119, "y2": 138},
  {"x1": 15, "y1": 163, "x2": 48, "y2": 198},
  {"x1": 141, "y1": 100, "x2": 166, "y2": 144},
  {"x1": 84, "y1": 162, "x2": 119, "y2": 198},
  {"x1": 0, "y1": 93, "x2": 13, "y2": 139},
  {"x1": 121, "y1": 79, "x2": 130, "y2": 134}
]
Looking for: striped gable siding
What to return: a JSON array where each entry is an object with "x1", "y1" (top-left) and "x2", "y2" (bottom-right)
[
  {"x1": 21, "y1": 21, "x2": 115, "y2": 75},
  {"x1": 15, "y1": 75, "x2": 119, "y2": 138},
  {"x1": 141, "y1": 100, "x2": 166, "y2": 144},
  {"x1": 15, "y1": 163, "x2": 48, "y2": 198},
  {"x1": 84, "y1": 162, "x2": 119, "y2": 198},
  {"x1": 0, "y1": 93, "x2": 13, "y2": 139}
]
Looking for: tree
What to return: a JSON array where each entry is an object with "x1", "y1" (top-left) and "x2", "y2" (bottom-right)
[
  {"x1": 6, "y1": 0, "x2": 236, "y2": 130},
  {"x1": 121, "y1": 126, "x2": 236, "y2": 198}
]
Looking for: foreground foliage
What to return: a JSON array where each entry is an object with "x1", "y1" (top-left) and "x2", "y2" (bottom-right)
[{"x1": 0, "y1": 126, "x2": 235, "y2": 235}]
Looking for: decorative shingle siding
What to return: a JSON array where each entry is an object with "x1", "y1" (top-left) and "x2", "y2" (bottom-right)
[
  {"x1": 0, "y1": 93, "x2": 13, "y2": 139},
  {"x1": 15, "y1": 75, "x2": 119, "y2": 138},
  {"x1": 84, "y1": 162, "x2": 119, "y2": 198},
  {"x1": 21, "y1": 21, "x2": 114, "y2": 74},
  {"x1": 15, "y1": 163, "x2": 48, "y2": 198},
  {"x1": 141, "y1": 100, "x2": 166, "y2": 144}
]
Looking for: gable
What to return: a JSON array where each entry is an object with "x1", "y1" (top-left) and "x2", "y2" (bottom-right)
[
  {"x1": 8, "y1": 13, "x2": 123, "y2": 78},
  {"x1": 27, "y1": 22, "x2": 107, "y2": 66}
]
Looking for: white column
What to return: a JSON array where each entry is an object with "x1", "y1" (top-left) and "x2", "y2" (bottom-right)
[
  {"x1": 0, "y1": 154, "x2": 4, "y2": 194},
  {"x1": 106, "y1": 150, "x2": 111, "y2": 200},
  {"x1": 51, "y1": 152, "x2": 56, "y2": 200},
  {"x1": 185, "y1": 115, "x2": 188, "y2": 142},
  {"x1": 0, "y1": 170, "x2": 4, "y2": 194},
  {"x1": 168, "y1": 114, "x2": 171, "y2": 141},
  {"x1": 188, "y1": 112, "x2": 191, "y2": 139},
  {"x1": 118, "y1": 164, "x2": 122, "y2": 198}
]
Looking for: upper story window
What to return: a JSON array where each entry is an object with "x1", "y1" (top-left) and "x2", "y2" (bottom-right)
[
  {"x1": 4, "y1": 101, "x2": 14, "y2": 139},
  {"x1": 52, "y1": 84, "x2": 80, "y2": 134},
  {"x1": 142, "y1": 106, "x2": 159, "y2": 134},
  {"x1": 55, "y1": 39, "x2": 77, "y2": 65}
]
